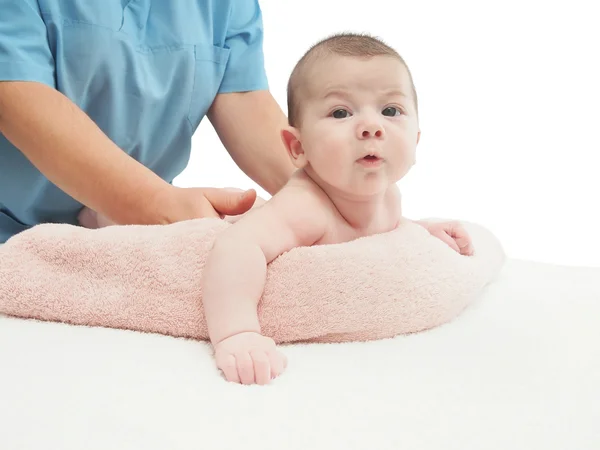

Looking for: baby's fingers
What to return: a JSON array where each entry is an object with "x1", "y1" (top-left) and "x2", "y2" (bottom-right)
[
  {"x1": 216, "y1": 354, "x2": 240, "y2": 384},
  {"x1": 236, "y1": 352, "x2": 255, "y2": 385},
  {"x1": 445, "y1": 224, "x2": 472, "y2": 256},
  {"x1": 268, "y1": 349, "x2": 288, "y2": 380},
  {"x1": 451, "y1": 228, "x2": 474, "y2": 255},
  {"x1": 250, "y1": 351, "x2": 271, "y2": 385},
  {"x1": 437, "y1": 231, "x2": 460, "y2": 253},
  {"x1": 458, "y1": 239, "x2": 474, "y2": 256}
]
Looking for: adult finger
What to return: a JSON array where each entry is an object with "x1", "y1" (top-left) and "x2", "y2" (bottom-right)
[
  {"x1": 191, "y1": 193, "x2": 221, "y2": 218},
  {"x1": 203, "y1": 188, "x2": 257, "y2": 216}
]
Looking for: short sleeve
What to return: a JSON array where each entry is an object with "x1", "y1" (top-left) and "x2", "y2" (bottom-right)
[
  {"x1": 0, "y1": 0, "x2": 55, "y2": 86},
  {"x1": 218, "y1": 0, "x2": 269, "y2": 94}
]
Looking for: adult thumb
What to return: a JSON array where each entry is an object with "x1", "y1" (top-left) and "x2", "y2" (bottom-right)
[{"x1": 204, "y1": 188, "x2": 257, "y2": 216}]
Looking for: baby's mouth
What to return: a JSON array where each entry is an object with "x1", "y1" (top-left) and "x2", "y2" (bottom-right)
[{"x1": 357, "y1": 154, "x2": 383, "y2": 167}]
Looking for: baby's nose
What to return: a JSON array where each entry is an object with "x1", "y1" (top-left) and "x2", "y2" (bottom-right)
[{"x1": 357, "y1": 122, "x2": 384, "y2": 139}]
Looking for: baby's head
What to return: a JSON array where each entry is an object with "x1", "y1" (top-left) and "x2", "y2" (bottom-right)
[{"x1": 282, "y1": 33, "x2": 421, "y2": 197}]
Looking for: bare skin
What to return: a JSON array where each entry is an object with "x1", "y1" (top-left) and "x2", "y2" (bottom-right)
[
  {"x1": 202, "y1": 170, "x2": 402, "y2": 385},
  {"x1": 0, "y1": 82, "x2": 294, "y2": 227},
  {"x1": 78, "y1": 54, "x2": 474, "y2": 385},
  {"x1": 202, "y1": 54, "x2": 474, "y2": 385}
]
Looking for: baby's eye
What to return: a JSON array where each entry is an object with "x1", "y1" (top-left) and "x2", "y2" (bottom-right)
[
  {"x1": 331, "y1": 109, "x2": 350, "y2": 119},
  {"x1": 382, "y1": 106, "x2": 402, "y2": 117}
]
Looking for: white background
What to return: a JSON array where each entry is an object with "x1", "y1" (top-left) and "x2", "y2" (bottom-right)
[{"x1": 175, "y1": 0, "x2": 600, "y2": 268}]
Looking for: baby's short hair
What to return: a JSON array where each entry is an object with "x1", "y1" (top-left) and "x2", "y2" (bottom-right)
[{"x1": 286, "y1": 33, "x2": 418, "y2": 127}]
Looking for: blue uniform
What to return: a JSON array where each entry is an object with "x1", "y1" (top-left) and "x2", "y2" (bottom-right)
[{"x1": 0, "y1": 0, "x2": 268, "y2": 242}]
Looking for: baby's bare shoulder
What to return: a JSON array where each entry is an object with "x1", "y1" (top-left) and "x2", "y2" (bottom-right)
[
  {"x1": 269, "y1": 175, "x2": 333, "y2": 243},
  {"x1": 279, "y1": 172, "x2": 334, "y2": 211}
]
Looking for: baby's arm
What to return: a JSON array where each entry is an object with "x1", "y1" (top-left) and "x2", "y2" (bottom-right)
[
  {"x1": 393, "y1": 186, "x2": 473, "y2": 256},
  {"x1": 201, "y1": 186, "x2": 328, "y2": 384},
  {"x1": 414, "y1": 220, "x2": 474, "y2": 256}
]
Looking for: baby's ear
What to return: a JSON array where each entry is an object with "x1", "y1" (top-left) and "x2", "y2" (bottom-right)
[{"x1": 281, "y1": 127, "x2": 307, "y2": 168}]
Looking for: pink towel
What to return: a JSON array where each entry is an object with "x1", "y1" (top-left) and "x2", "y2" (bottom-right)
[{"x1": 0, "y1": 218, "x2": 505, "y2": 344}]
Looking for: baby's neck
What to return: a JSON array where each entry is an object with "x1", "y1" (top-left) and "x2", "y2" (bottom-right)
[
  {"x1": 332, "y1": 191, "x2": 393, "y2": 233},
  {"x1": 301, "y1": 169, "x2": 401, "y2": 235}
]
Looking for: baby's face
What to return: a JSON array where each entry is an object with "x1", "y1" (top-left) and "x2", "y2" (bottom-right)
[{"x1": 296, "y1": 55, "x2": 420, "y2": 197}]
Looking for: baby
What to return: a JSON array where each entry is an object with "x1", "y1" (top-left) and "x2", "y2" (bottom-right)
[
  {"x1": 80, "y1": 33, "x2": 474, "y2": 385},
  {"x1": 201, "y1": 33, "x2": 474, "y2": 385}
]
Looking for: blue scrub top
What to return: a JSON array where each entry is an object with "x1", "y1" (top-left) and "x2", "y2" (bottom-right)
[{"x1": 0, "y1": 0, "x2": 269, "y2": 243}]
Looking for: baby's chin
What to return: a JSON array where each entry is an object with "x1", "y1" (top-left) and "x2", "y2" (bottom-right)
[
  {"x1": 305, "y1": 166, "x2": 395, "y2": 198},
  {"x1": 332, "y1": 178, "x2": 395, "y2": 199}
]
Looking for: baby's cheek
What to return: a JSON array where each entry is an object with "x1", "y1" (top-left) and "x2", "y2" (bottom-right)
[
  {"x1": 314, "y1": 139, "x2": 346, "y2": 167},
  {"x1": 325, "y1": 150, "x2": 348, "y2": 175},
  {"x1": 396, "y1": 137, "x2": 417, "y2": 164},
  {"x1": 389, "y1": 153, "x2": 415, "y2": 180}
]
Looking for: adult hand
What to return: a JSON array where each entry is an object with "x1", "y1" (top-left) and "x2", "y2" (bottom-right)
[
  {"x1": 79, "y1": 186, "x2": 258, "y2": 228},
  {"x1": 174, "y1": 186, "x2": 258, "y2": 220}
]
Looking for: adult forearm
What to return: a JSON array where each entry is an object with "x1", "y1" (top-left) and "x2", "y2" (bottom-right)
[
  {"x1": 229, "y1": 100, "x2": 295, "y2": 195},
  {"x1": 209, "y1": 91, "x2": 295, "y2": 195},
  {"x1": 202, "y1": 237, "x2": 266, "y2": 344},
  {"x1": 0, "y1": 81, "x2": 172, "y2": 225}
]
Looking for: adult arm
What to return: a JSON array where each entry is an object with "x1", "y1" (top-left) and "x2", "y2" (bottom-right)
[
  {"x1": 208, "y1": 0, "x2": 296, "y2": 196},
  {"x1": 0, "y1": 81, "x2": 176, "y2": 225},
  {"x1": 0, "y1": 1, "x2": 252, "y2": 225},
  {"x1": 209, "y1": 90, "x2": 295, "y2": 195}
]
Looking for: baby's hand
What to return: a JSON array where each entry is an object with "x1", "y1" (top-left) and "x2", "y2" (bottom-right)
[
  {"x1": 213, "y1": 332, "x2": 287, "y2": 385},
  {"x1": 419, "y1": 221, "x2": 474, "y2": 256}
]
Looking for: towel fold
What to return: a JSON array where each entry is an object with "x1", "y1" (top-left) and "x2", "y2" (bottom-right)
[{"x1": 0, "y1": 218, "x2": 505, "y2": 343}]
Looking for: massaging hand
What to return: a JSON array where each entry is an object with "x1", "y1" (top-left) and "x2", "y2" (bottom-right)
[
  {"x1": 223, "y1": 192, "x2": 268, "y2": 223},
  {"x1": 170, "y1": 186, "x2": 258, "y2": 221},
  {"x1": 214, "y1": 332, "x2": 288, "y2": 385},
  {"x1": 78, "y1": 187, "x2": 258, "y2": 228},
  {"x1": 419, "y1": 221, "x2": 474, "y2": 256}
]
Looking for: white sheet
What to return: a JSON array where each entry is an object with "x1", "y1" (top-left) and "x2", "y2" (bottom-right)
[{"x1": 1, "y1": 258, "x2": 599, "y2": 450}]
